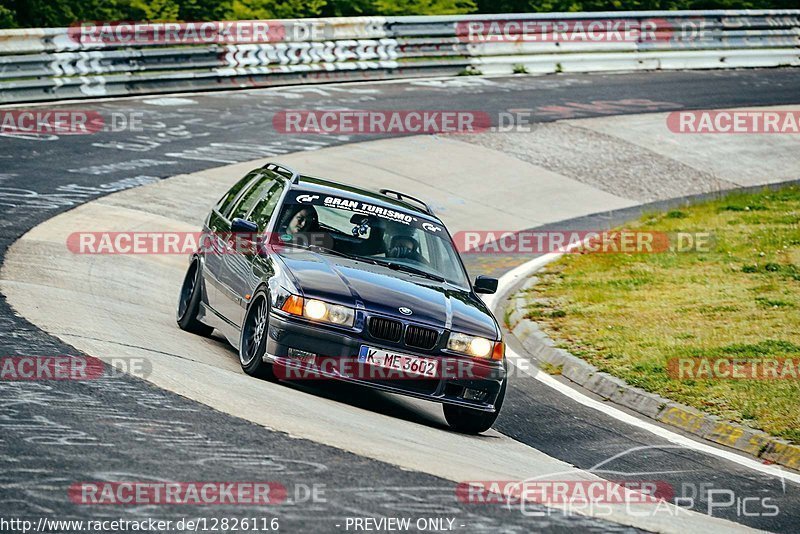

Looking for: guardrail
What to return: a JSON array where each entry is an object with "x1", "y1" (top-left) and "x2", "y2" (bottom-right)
[{"x1": 0, "y1": 10, "x2": 798, "y2": 104}]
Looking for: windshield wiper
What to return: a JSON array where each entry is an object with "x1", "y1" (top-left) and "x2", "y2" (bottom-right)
[
  {"x1": 373, "y1": 259, "x2": 446, "y2": 282},
  {"x1": 304, "y1": 244, "x2": 383, "y2": 266}
]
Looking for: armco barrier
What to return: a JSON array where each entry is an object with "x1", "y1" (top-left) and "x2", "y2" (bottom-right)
[{"x1": 0, "y1": 10, "x2": 798, "y2": 103}]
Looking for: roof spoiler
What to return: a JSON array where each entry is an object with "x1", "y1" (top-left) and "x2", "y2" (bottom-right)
[{"x1": 263, "y1": 162, "x2": 299, "y2": 184}]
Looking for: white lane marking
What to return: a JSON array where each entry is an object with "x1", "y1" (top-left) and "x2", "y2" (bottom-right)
[{"x1": 487, "y1": 251, "x2": 800, "y2": 485}]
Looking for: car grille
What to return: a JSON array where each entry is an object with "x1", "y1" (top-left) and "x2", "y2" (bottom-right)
[
  {"x1": 405, "y1": 325, "x2": 439, "y2": 350},
  {"x1": 369, "y1": 317, "x2": 403, "y2": 342}
]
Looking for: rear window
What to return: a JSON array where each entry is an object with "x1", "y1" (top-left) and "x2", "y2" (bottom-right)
[{"x1": 216, "y1": 171, "x2": 259, "y2": 218}]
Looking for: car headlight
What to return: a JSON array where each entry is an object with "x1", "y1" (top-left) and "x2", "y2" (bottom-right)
[
  {"x1": 281, "y1": 295, "x2": 355, "y2": 327},
  {"x1": 447, "y1": 332, "x2": 503, "y2": 360}
]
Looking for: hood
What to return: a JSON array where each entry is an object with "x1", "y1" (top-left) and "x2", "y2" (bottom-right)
[{"x1": 276, "y1": 249, "x2": 498, "y2": 339}]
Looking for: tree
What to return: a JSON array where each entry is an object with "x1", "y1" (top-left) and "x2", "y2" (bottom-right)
[
  {"x1": 321, "y1": 0, "x2": 375, "y2": 16},
  {"x1": 128, "y1": 0, "x2": 180, "y2": 21},
  {"x1": 179, "y1": 0, "x2": 232, "y2": 21},
  {"x1": 229, "y1": 0, "x2": 327, "y2": 19},
  {"x1": 0, "y1": 2, "x2": 16, "y2": 27},
  {"x1": 372, "y1": 0, "x2": 477, "y2": 15},
  {"x1": 3, "y1": 0, "x2": 126, "y2": 27}
]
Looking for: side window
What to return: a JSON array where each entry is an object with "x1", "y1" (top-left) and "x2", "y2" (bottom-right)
[
  {"x1": 230, "y1": 174, "x2": 275, "y2": 221},
  {"x1": 216, "y1": 171, "x2": 259, "y2": 218},
  {"x1": 251, "y1": 182, "x2": 285, "y2": 230},
  {"x1": 428, "y1": 235, "x2": 463, "y2": 283}
]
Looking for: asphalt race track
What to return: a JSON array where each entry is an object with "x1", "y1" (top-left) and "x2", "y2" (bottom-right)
[{"x1": 1, "y1": 68, "x2": 800, "y2": 533}]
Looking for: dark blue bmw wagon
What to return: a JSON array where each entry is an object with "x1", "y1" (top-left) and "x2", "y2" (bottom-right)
[{"x1": 177, "y1": 162, "x2": 507, "y2": 433}]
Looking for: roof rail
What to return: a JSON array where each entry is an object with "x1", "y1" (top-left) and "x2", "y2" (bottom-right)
[
  {"x1": 263, "y1": 162, "x2": 300, "y2": 184},
  {"x1": 379, "y1": 189, "x2": 434, "y2": 216}
]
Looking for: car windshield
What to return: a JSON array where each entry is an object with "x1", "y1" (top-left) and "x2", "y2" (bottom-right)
[{"x1": 273, "y1": 192, "x2": 469, "y2": 287}]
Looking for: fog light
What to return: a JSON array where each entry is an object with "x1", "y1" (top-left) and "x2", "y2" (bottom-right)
[
  {"x1": 288, "y1": 348, "x2": 316, "y2": 363},
  {"x1": 462, "y1": 388, "x2": 487, "y2": 402}
]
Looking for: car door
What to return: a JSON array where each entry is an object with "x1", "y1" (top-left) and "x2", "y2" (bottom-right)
[
  {"x1": 204, "y1": 171, "x2": 261, "y2": 319},
  {"x1": 244, "y1": 179, "x2": 285, "y2": 302},
  {"x1": 218, "y1": 171, "x2": 284, "y2": 327}
]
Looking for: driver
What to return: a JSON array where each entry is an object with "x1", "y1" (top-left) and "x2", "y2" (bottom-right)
[{"x1": 387, "y1": 235, "x2": 424, "y2": 263}]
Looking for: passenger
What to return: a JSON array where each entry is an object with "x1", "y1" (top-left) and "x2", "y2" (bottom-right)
[
  {"x1": 280, "y1": 205, "x2": 319, "y2": 236},
  {"x1": 277, "y1": 205, "x2": 329, "y2": 249}
]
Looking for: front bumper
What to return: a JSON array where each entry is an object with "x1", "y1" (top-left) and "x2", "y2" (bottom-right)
[{"x1": 265, "y1": 311, "x2": 506, "y2": 412}]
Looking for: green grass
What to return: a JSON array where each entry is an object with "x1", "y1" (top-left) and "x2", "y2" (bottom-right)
[
  {"x1": 540, "y1": 362, "x2": 564, "y2": 375},
  {"x1": 527, "y1": 186, "x2": 800, "y2": 442}
]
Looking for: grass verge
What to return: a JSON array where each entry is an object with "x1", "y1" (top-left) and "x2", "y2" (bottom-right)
[{"x1": 526, "y1": 185, "x2": 800, "y2": 442}]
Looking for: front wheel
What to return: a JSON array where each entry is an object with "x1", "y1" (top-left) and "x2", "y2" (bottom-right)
[
  {"x1": 176, "y1": 259, "x2": 214, "y2": 336},
  {"x1": 239, "y1": 290, "x2": 277, "y2": 381},
  {"x1": 443, "y1": 380, "x2": 506, "y2": 434}
]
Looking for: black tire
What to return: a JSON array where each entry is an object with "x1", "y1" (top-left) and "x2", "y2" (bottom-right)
[
  {"x1": 443, "y1": 379, "x2": 506, "y2": 434},
  {"x1": 239, "y1": 290, "x2": 277, "y2": 381},
  {"x1": 176, "y1": 259, "x2": 214, "y2": 337}
]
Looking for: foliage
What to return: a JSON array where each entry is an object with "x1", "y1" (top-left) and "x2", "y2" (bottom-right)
[
  {"x1": 371, "y1": 0, "x2": 476, "y2": 15},
  {"x1": 0, "y1": 3, "x2": 15, "y2": 28},
  {"x1": 230, "y1": 0, "x2": 327, "y2": 20},
  {"x1": 1, "y1": 0, "x2": 793, "y2": 28}
]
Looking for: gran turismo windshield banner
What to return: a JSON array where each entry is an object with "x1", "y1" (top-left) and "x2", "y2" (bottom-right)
[{"x1": 288, "y1": 192, "x2": 445, "y2": 235}]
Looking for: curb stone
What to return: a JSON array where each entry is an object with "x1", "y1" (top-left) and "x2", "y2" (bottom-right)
[{"x1": 506, "y1": 284, "x2": 800, "y2": 472}]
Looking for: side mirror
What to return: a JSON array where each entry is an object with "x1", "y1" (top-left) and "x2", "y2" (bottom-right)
[
  {"x1": 230, "y1": 218, "x2": 261, "y2": 255},
  {"x1": 231, "y1": 218, "x2": 258, "y2": 233},
  {"x1": 474, "y1": 275, "x2": 498, "y2": 295}
]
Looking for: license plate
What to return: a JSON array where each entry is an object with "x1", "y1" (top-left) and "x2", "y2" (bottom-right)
[{"x1": 358, "y1": 346, "x2": 439, "y2": 378}]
